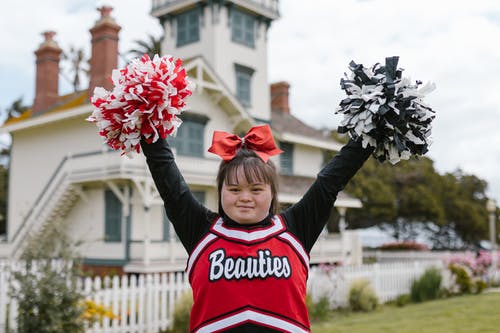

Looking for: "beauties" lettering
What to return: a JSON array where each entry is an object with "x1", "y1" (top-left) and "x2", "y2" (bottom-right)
[{"x1": 208, "y1": 249, "x2": 291, "y2": 281}]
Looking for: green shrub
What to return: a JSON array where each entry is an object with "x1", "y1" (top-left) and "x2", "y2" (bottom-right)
[
  {"x1": 395, "y1": 294, "x2": 411, "y2": 307},
  {"x1": 10, "y1": 220, "x2": 85, "y2": 333},
  {"x1": 348, "y1": 279, "x2": 378, "y2": 312},
  {"x1": 306, "y1": 294, "x2": 331, "y2": 322},
  {"x1": 449, "y1": 264, "x2": 472, "y2": 294},
  {"x1": 410, "y1": 267, "x2": 442, "y2": 302},
  {"x1": 474, "y1": 279, "x2": 487, "y2": 294},
  {"x1": 164, "y1": 291, "x2": 193, "y2": 333}
]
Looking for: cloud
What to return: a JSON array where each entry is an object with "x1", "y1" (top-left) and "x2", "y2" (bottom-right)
[
  {"x1": 269, "y1": 0, "x2": 500, "y2": 202},
  {"x1": 0, "y1": 0, "x2": 499, "y2": 205}
]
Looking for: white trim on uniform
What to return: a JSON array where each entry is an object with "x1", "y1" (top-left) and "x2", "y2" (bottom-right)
[
  {"x1": 194, "y1": 308, "x2": 310, "y2": 333},
  {"x1": 187, "y1": 233, "x2": 218, "y2": 277},
  {"x1": 210, "y1": 215, "x2": 286, "y2": 243},
  {"x1": 278, "y1": 232, "x2": 310, "y2": 270}
]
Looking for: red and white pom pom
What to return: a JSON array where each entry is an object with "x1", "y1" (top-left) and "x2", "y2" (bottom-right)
[{"x1": 87, "y1": 54, "x2": 194, "y2": 155}]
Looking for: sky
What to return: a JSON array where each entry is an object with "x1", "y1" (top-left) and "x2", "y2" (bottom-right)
[{"x1": 0, "y1": 0, "x2": 499, "y2": 208}]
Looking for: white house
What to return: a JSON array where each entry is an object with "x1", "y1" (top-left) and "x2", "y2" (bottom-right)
[{"x1": 0, "y1": 1, "x2": 363, "y2": 274}]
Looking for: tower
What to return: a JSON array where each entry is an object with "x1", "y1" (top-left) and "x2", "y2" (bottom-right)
[{"x1": 151, "y1": 0, "x2": 280, "y2": 122}]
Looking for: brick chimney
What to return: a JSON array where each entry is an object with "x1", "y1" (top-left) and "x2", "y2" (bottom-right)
[
  {"x1": 270, "y1": 81, "x2": 290, "y2": 114},
  {"x1": 33, "y1": 31, "x2": 62, "y2": 113},
  {"x1": 89, "y1": 6, "x2": 121, "y2": 96}
]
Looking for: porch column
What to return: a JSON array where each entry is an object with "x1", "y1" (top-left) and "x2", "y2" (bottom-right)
[
  {"x1": 337, "y1": 207, "x2": 348, "y2": 260},
  {"x1": 132, "y1": 178, "x2": 160, "y2": 268}
]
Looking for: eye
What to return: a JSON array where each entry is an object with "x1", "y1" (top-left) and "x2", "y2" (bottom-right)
[{"x1": 228, "y1": 187, "x2": 240, "y2": 193}]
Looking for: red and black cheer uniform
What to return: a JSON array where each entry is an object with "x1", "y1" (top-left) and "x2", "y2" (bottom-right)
[{"x1": 141, "y1": 137, "x2": 372, "y2": 333}]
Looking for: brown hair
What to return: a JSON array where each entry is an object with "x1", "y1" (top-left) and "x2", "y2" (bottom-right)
[{"x1": 216, "y1": 148, "x2": 279, "y2": 216}]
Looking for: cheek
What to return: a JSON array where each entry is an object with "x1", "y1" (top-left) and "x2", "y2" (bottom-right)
[
  {"x1": 220, "y1": 191, "x2": 232, "y2": 208},
  {"x1": 260, "y1": 191, "x2": 273, "y2": 210}
]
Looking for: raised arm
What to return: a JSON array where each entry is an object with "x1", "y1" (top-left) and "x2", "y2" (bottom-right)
[
  {"x1": 140, "y1": 138, "x2": 216, "y2": 252},
  {"x1": 282, "y1": 138, "x2": 373, "y2": 252}
]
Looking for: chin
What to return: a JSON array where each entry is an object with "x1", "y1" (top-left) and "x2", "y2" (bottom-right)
[{"x1": 232, "y1": 216, "x2": 253, "y2": 224}]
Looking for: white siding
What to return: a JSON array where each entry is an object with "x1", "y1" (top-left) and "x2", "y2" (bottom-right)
[
  {"x1": 293, "y1": 144, "x2": 323, "y2": 178},
  {"x1": 68, "y1": 187, "x2": 125, "y2": 260},
  {"x1": 7, "y1": 113, "x2": 101, "y2": 240}
]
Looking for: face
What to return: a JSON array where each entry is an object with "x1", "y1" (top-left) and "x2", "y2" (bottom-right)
[{"x1": 221, "y1": 167, "x2": 273, "y2": 225}]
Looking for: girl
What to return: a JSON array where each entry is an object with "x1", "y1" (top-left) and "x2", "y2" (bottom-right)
[{"x1": 141, "y1": 124, "x2": 373, "y2": 333}]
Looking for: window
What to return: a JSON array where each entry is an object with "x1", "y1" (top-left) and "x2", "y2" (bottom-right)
[
  {"x1": 235, "y1": 64, "x2": 254, "y2": 107},
  {"x1": 169, "y1": 115, "x2": 207, "y2": 157},
  {"x1": 105, "y1": 190, "x2": 122, "y2": 242},
  {"x1": 192, "y1": 190, "x2": 206, "y2": 205},
  {"x1": 231, "y1": 8, "x2": 255, "y2": 47},
  {"x1": 163, "y1": 191, "x2": 205, "y2": 241},
  {"x1": 177, "y1": 8, "x2": 200, "y2": 47},
  {"x1": 280, "y1": 142, "x2": 294, "y2": 175}
]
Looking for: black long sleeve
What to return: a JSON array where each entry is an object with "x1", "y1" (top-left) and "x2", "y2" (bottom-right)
[
  {"x1": 140, "y1": 138, "x2": 217, "y2": 252},
  {"x1": 282, "y1": 138, "x2": 373, "y2": 252}
]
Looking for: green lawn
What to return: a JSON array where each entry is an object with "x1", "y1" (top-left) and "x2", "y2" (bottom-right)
[{"x1": 312, "y1": 292, "x2": 500, "y2": 333}]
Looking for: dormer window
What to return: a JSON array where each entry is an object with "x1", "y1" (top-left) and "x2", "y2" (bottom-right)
[
  {"x1": 177, "y1": 8, "x2": 200, "y2": 47},
  {"x1": 231, "y1": 8, "x2": 255, "y2": 48}
]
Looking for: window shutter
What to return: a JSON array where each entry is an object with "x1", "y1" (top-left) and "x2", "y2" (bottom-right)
[
  {"x1": 280, "y1": 142, "x2": 294, "y2": 175},
  {"x1": 105, "y1": 190, "x2": 122, "y2": 242}
]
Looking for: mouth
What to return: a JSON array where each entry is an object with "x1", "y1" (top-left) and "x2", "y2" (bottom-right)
[{"x1": 237, "y1": 206, "x2": 254, "y2": 210}]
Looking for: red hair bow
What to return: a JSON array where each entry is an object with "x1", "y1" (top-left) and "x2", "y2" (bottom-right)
[{"x1": 208, "y1": 125, "x2": 283, "y2": 162}]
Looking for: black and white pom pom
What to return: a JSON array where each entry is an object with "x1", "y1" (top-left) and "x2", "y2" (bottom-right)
[{"x1": 335, "y1": 56, "x2": 436, "y2": 164}]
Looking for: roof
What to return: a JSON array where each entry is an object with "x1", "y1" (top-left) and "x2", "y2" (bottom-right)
[
  {"x1": 271, "y1": 110, "x2": 328, "y2": 141},
  {"x1": 1, "y1": 56, "x2": 255, "y2": 134},
  {"x1": 3, "y1": 91, "x2": 89, "y2": 127},
  {"x1": 271, "y1": 110, "x2": 343, "y2": 151}
]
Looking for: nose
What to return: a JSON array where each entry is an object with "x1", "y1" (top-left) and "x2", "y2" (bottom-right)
[{"x1": 238, "y1": 190, "x2": 252, "y2": 202}]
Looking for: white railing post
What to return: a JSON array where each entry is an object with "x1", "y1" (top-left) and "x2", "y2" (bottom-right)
[{"x1": 0, "y1": 263, "x2": 7, "y2": 332}]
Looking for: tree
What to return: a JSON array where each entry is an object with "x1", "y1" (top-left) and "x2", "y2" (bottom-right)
[
  {"x1": 342, "y1": 156, "x2": 491, "y2": 249},
  {"x1": 324, "y1": 130, "x2": 492, "y2": 249},
  {"x1": 3, "y1": 96, "x2": 29, "y2": 122},
  {"x1": 62, "y1": 46, "x2": 88, "y2": 92},
  {"x1": 127, "y1": 34, "x2": 162, "y2": 59},
  {"x1": 10, "y1": 219, "x2": 85, "y2": 332}
]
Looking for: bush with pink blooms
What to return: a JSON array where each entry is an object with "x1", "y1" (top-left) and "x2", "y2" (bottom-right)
[
  {"x1": 445, "y1": 250, "x2": 499, "y2": 293},
  {"x1": 445, "y1": 251, "x2": 499, "y2": 279}
]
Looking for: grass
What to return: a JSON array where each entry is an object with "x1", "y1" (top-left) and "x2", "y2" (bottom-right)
[{"x1": 312, "y1": 291, "x2": 500, "y2": 333}]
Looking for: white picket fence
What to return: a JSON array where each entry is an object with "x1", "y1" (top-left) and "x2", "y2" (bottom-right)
[
  {"x1": 1, "y1": 259, "x2": 447, "y2": 332},
  {"x1": 0, "y1": 261, "x2": 190, "y2": 333},
  {"x1": 308, "y1": 260, "x2": 449, "y2": 308}
]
